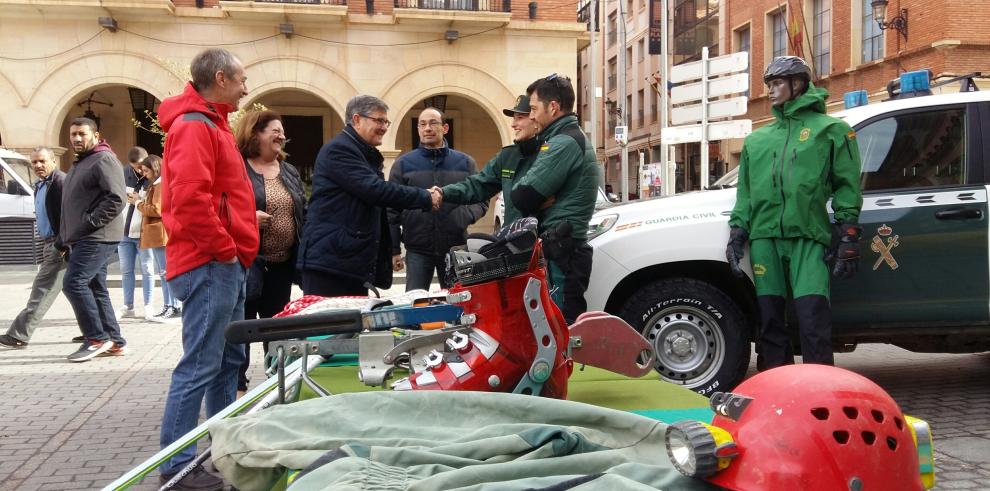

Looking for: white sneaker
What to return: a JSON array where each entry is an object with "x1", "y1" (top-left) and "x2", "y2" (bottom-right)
[
  {"x1": 143, "y1": 305, "x2": 157, "y2": 321},
  {"x1": 115, "y1": 306, "x2": 136, "y2": 320}
]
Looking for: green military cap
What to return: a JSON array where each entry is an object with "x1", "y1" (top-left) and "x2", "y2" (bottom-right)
[{"x1": 502, "y1": 95, "x2": 531, "y2": 117}]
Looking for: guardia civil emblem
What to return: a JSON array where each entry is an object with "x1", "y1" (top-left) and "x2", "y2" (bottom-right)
[
  {"x1": 871, "y1": 224, "x2": 899, "y2": 270},
  {"x1": 798, "y1": 128, "x2": 811, "y2": 142}
]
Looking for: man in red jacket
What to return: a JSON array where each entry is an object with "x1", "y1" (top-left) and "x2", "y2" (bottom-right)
[{"x1": 156, "y1": 48, "x2": 257, "y2": 491}]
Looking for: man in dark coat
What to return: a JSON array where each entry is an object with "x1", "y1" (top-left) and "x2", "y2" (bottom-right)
[
  {"x1": 298, "y1": 95, "x2": 434, "y2": 297},
  {"x1": 60, "y1": 117, "x2": 127, "y2": 362},
  {"x1": 388, "y1": 107, "x2": 488, "y2": 291},
  {"x1": 0, "y1": 147, "x2": 67, "y2": 349}
]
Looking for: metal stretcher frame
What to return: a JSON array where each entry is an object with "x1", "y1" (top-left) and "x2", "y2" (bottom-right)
[
  {"x1": 104, "y1": 352, "x2": 328, "y2": 491},
  {"x1": 107, "y1": 303, "x2": 474, "y2": 491}
]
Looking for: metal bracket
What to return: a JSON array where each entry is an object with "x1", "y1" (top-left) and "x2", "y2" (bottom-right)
[
  {"x1": 709, "y1": 392, "x2": 753, "y2": 421},
  {"x1": 513, "y1": 278, "x2": 556, "y2": 395},
  {"x1": 446, "y1": 291, "x2": 472, "y2": 304},
  {"x1": 382, "y1": 326, "x2": 471, "y2": 364},
  {"x1": 358, "y1": 332, "x2": 400, "y2": 386}
]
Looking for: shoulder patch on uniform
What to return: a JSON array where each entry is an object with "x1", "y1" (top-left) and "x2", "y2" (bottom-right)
[
  {"x1": 559, "y1": 124, "x2": 587, "y2": 150},
  {"x1": 540, "y1": 144, "x2": 550, "y2": 152},
  {"x1": 846, "y1": 130, "x2": 856, "y2": 140},
  {"x1": 181, "y1": 112, "x2": 217, "y2": 129},
  {"x1": 798, "y1": 127, "x2": 811, "y2": 142}
]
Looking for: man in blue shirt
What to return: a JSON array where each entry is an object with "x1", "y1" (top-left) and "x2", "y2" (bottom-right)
[{"x1": 0, "y1": 147, "x2": 67, "y2": 349}]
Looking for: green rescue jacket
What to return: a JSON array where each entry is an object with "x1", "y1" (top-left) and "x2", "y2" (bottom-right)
[
  {"x1": 513, "y1": 114, "x2": 600, "y2": 239},
  {"x1": 441, "y1": 138, "x2": 541, "y2": 229},
  {"x1": 729, "y1": 85, "x2": 863, "y2": 246}
]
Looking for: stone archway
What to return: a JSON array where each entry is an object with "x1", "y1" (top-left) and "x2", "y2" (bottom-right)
[
  {"x1": 246, "y1": 88, "x2": 345, "y2": 185},
  {"x1": 380, "y1": 63, "x2": 517, "y2": 150},
  {"x1": 56, "y1": 85, "x2": 163, "y2": 170},
  {"x1": 31, "y1": 52, "x2": 178, "y2": 152},
  {"x1": 243, "y1": 57, "x2": 356, "y2": 121}
]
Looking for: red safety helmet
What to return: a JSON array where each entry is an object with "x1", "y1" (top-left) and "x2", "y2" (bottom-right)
[{"x1": 702, "y1": 365, "x2": 930, "y2": 491}]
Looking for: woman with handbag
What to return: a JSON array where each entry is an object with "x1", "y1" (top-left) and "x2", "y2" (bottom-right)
[
  {"x1": 135, "y1": 155, "x2": 180, "y2": 322},
  {"x1": 234, "y1": 110, "x2": 307, "y2": 394}
]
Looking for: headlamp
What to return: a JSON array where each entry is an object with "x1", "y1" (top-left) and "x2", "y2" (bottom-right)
[
  {"x1": 664, "y1": 420, "x2": 738, "y2": 478},
  {"x1": 586, "y1": 214, "x2": 618, "y2": 241},
  {"x1": 905, "y1": 415, "x2": 935, "y2": 489}
]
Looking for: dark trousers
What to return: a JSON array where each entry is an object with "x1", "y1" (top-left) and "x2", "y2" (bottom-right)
[
  {"x1": 62, "y1": 241, "x2": 124, "y2": 345},
  {"x1": 547, "y1": 242, "x2": 594, "y2": 324},
  {"x1": 238, "y1": 259, "x2": 295, "y2": 391},
  {"x1": 404, "y1": 251, "x2": 451, "y2": 291},
  {"x1": 6, "y1": 240, "x2": 65, "y2": 343},
  {"x1": 758, "y1": 294, "x2": 834, "y2": 370},
  {"x1": 301, "y1": 270, "x2": 367, "y2": 297}
]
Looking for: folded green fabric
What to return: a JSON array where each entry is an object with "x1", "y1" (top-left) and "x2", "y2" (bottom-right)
[{"x1": 210, "y1": 391, "x2": 719, "y2": 491}]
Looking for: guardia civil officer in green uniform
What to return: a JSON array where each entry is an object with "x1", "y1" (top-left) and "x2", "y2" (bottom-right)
[
  {"x1": 439, "y1": 83, "x2": 599, "y2": 324},
  {"x1": 439, "y1": 95, "x2": 542, "y2": 235},
  {"x1": 726, "y1": 56, "x2": 863, "y2": 369},
  {"x1": 516, "y1": 74, "x2": 600, "y2": 323}
]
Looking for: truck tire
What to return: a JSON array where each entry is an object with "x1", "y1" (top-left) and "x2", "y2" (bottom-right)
[{"x1": 618, "y1": 278, "x2": 751, "y2": 396}]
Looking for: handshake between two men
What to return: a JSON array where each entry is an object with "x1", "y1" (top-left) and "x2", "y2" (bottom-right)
[{"x1": 428, "y1": 186, "x2": 444, "y2": 211}]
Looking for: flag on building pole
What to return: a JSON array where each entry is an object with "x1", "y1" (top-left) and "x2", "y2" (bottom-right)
[{"x1": 785, "y1": 0, "x2": 804, "y2": 58}]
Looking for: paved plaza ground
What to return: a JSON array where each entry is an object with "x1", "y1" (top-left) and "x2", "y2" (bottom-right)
[{"x1": 0, "y1": 268, "x2": 987, "y2": 490}]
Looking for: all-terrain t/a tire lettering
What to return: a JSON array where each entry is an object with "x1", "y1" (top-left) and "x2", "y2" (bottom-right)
[{"x1": 619, "y1": 278, "x2": 751, "y2": 395}]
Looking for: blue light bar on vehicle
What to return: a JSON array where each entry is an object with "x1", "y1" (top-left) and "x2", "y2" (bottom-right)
[
  {"x1": 843, "y1": 90, "x2": 868, "y2": 109},
  {"x1": 901, "y1": 70, "x2": 931, "y2": 94}
]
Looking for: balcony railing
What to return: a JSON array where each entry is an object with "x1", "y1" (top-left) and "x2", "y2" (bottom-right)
[
  {"x1": 607, "y1": 75, "x2": 617, "y2": 90},
  {"x1": 253, "y1": 0, "x2": 347, "y2": 4},
  {"x1": 394, "y1": 0, "x2": 510, "y2": 12}
]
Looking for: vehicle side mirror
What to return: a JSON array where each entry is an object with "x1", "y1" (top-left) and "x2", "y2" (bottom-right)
[{"x1": 607, "y1": 192, "x2": 619, "y2": 203}]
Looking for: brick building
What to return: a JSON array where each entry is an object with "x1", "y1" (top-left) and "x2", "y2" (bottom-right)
[
  {"x1": 725, "y1": 0, "x2": 990, "y2": 161},
  {"x1": 578, "y1": 0, "x2": 990, "y2": 194}
]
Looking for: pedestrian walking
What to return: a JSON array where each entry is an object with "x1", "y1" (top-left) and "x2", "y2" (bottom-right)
[
  {"x1": 726, "y1": 56, "x2": 863, "y2": 370},
  {"x1": 0, "y1": 147, "x2": 67, "y2": 349},
  {"x1": 388, "y1": 107, "x2": 487, "y2": 291},
  {"x1": 60, "y1": 117, "x2": 128, "y2": 361},
  {"x1": 157, "y1": 47, "x2": 257, "y2": 491}
]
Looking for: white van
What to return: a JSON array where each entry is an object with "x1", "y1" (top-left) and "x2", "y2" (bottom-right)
[
  {"x1": 0, "y1": 148, "x2": 41, "y2": 265},
  {"x1": 0, "y1": 148, "x2": 35, "y2": 217}
]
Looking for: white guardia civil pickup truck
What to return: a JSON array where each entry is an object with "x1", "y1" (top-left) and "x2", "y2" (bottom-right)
[{"x1": 585, "y1": 86, "x2": 990, "y2": 395}]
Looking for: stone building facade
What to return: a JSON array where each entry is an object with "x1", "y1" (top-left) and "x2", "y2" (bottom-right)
[{"x1": 0, "y1": 0, "x2": 587, "y2": 186}]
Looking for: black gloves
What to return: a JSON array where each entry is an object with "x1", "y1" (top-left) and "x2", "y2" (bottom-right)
[
  {"x1": 831, "y1": 222, "x2": 862, "y2": 279},
  {"x1": 726, "y1": 226, "x2": 748, "y2": 278}
]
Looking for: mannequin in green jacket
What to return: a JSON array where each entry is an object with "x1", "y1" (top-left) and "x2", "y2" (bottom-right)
[{"x1": 726, "y1": 56, "x2": 863, "y2": 369}]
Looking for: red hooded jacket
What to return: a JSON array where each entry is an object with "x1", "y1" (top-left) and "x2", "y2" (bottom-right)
[{"x1": 158, "y1": 82, "x2": 259, "y2": 280}]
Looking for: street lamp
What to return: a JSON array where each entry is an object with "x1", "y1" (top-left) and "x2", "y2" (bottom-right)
[{"x1": 870, "y1": 0, "x2": 907, "y2": 41}]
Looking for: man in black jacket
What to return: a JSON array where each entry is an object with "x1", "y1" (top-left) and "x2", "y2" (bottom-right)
[
  {"x1": 388, "y1": 107, "x2": 488, "y2": 291},
  {"x1": 60, "y1": 117, "x2": 127, "y2": 362},
  {"x1": 0, "y1": 147, "x2": 67, "y2": 349},
  {"x1": 298, "y1": 95, "x2": 434, "y2": 297}
]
